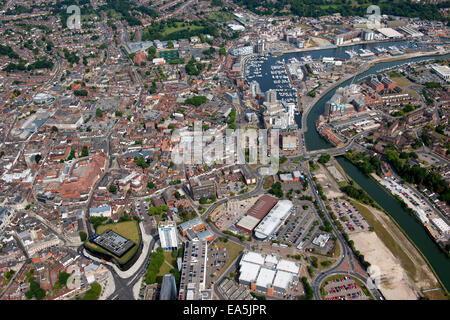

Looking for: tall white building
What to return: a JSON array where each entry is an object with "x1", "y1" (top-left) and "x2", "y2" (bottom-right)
[{"x1": 158, "y1": 221, "x2": 178, "y2": 251}]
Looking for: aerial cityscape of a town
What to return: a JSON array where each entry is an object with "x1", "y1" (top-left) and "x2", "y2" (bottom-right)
[{"x1": 0, "y1": 0, "x2": 449, "y2": 308}]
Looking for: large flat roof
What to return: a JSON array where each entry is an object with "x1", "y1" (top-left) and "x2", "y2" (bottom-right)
[
  {"x1": 256, "y1": 268, "x2": 276, "y2": 289},
  {"x1": 239, "y1": 261, "x2": 260, "y2": 283},
  {"x1": 276, "y1": 259, "x2": 300, "y2": 274},
  {"x1": 254, "y1": 200, "x2": 293, "y2": 240},
  {"x1": 92, "y1": 229, "x2": 135, "y2": 257},
  {"x1": 246, "y1": 195, "x2": 278, "y2": 220},
  {"x1": 236, "y1": 215, "x2": 261, "y2": 232},
  {"x1": 241, "y1": 251, "x2": 265, "y2": 265},
  {"x1": 273, "y1": 270, "x2": 294, "y2": 291}
]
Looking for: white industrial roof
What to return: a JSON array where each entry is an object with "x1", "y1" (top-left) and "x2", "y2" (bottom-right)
[
  {"x1": 236, "y1": 215, "x2": 261, "y2": 231},
  {"x1": 256, "y1": 268, "x2": 276, "y2": 289},
  {"x1": 276, "y1": 259, "x2": 300, "y2": 274},
  {"x1": 254, "y1": 200, "x2": 293, "y2": 239},
  {"x1": 264, "y1": 254, "x2": 279, "y2": 267},
  {"x1": 273, "y1": 270, "x2": 294, "y2": 291},
  {"x1": 239, "y1": 261, "x2": 260, "y2": 283},
  {"x1": 432, "y1": 64, "x2": 450, "y2": 76},
  {"x1": 241, "y1": 251, "x2": 265, "y2": 265},
  {"x1": 377, "y1": 28, "x2": 403, "y2": 38},
  {"x1": 432, "y1": 218, "x2": 450, "y2": 234}
]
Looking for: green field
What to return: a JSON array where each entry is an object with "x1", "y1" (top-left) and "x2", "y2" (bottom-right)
[
  {"x1": 204, "y1": 11, "x2": 235, "y2": 23},
  {"x1": 162, "y1": 22, "x2": 204, "y2": 37},
  {"x1": 86, "y1": 221, "x2": 141, "y2": 265},
  {"x1": 391, "y1": 76, "x2": 411, "y2": 88},
  {"x1": 158, "y1": 251, "x2": 177, "y2": 276}
]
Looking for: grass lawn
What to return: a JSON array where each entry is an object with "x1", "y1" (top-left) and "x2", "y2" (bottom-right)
[
  {"x1": 351, "y1": 200, "x2": 417, "y2": 279},
  {"x1": 204, "y1": 11, "x2": 234, "y2": 22},
  {"x1": 263, "y1": 175, "x2": 274, "y2": 190},
  {"x1": 391, "y1": 76, "x2": 411, "y2": 88},
  {"x1": 158, "y1": 251, "x2": 177, "y2": 276},
  {"x1": 86, "y1": 221, "x2": 141, "y2": 265},
  {"x1": 214, "y1": 241, "x2": 244, "y2": 278},
  {"x1": 162, "y1": 22, "x2": 203, "y2": 37}
]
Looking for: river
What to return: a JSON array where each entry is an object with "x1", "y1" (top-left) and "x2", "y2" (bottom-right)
[
  {"x1": 336, "y1": 156, "x2": 450, "y2": 292},
  {"x1": 305, "y1": 52, "x2": 450, "y2": 150}
]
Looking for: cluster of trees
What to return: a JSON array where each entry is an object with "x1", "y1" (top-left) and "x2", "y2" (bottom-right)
[
  {"x1": 343, "y1": 232, "x2": 371, "y2": 269},
  {"x1": 74, "y1": 89, "x2": 88, "y2": 97},
  {"x1": 185, "y1": 58, "x2": 204, "y2": 76},
  {"x1": 345, "y1": 151, "x2": 382, "y2": 176},
  {"x1": 178, "y1": 206, "x2": 198, "y2": 223},
  {"x1": 4, "y1": 57, "x2": 53, "y2": 73},
  {"x1": 318, "y1": 154, "x2": 330, "y2": 164},
  {"x1": 223, "y1": 230, "x2": 247, "y2": 242},
  {"x1": 300, "y1": 277, "x2": 313, "y2": 300},
  {"x1": 234, "y1": 0, "x2": 447, "y2": 22},
  {"x1": 226, "y1": 109, "x2": 237, "y2": 129},
  {"x1": 2, "y1": 270, "x2": 15, "y2": 285},
  {"x1": 25, "y1": 270, "x2": 45, "y2": 300},
  {"x1": 341, "y1": 185, "x2": 379, "y2": 209},
  {"x1": 134, "y1": 156, "x2": 149, "y2": 169},
  {"x1": 109, "y1": 184, "x2": 117, "y2": 193},
  {"x1": 268, "y1": 181, "x2": 283, "y2": 198},
  {"x1": 392, "y1": 103, "x2": 419, "y2": 117},
  {"x1": 145, "y1": 247, "x2": 165, "y2": 284},
  {"x1": 184, "y1": 95, "x2": 207, "y2": 107},
  {"x1": 89, "y1": 216, "x2": 108, "y2": 230},
  {"x1": 79, "y1": 231, "x2": 87, "y2": 242},
  {"x1": 148, "y1": 205, "x2": 169, "y2": 216},
  {"x1": 308, "y1": 160, "x2": 318, "y2": 171},
  {"x1": 64, "y1": 48, "x2": 80, "y2": 64},
  {"x1": 202, "y1": 46, "x2": 216, "y2": 56},
  {"x1": 142, "y1": 19, "x2": 218, "y2": 41},
  {"x1": 385, "y1": 148, "x2": 450, "y2": 204},
  {"x1": 0, "y1": 45, "x2": 19, "y2": 59}
]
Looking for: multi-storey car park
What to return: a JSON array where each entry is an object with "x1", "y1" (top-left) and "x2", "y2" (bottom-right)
[{"x1": 178, "y1": 239, "x2": 209, "y2": 300}]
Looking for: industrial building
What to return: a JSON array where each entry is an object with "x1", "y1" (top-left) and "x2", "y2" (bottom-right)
[
  {"x1": 178, "y1": 239, "x2": 208, "y2": 300},
  {"x1": 158, "y1": 221, "x2": 178, "y2": 251},
  {"x1": 431, "y1": 218, "x2": 450, "y2": 236},
  {"x1": 254, "y1": 200, "x2": 294, "y2": 240},
  {"x1": 238, "y1": 251, "x2": 300, "y2": 295},
  {"x1": 431, "y1": 64, "x2": 450, "y2": 82},
  {"x1": 236, "y1": 195, "x2": 278, "y2": 233}
]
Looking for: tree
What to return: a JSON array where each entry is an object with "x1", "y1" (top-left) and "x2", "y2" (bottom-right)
[
  {"x1": 81, "y1": 146, "x2": 89, "y2": 157},
  {"x1": 109, "y1": 184, "x2": 117, "y2": 193},
  {"x1": 51, "y1": 126, "x2": 58, "y2": 133},
  {"x1": 147, "y1": 181, "x2": 155, "y2": 189},
  {"x1": 199, "y1": 197, "x2": 208, "y2": 204},
  {"x1": 318, "y1": 154, "x2": 331, "y2": 164},
  {"x1": 95, "y1": 108, "x2": 104, "y2": 118},
  {"x1": 79, "y1": 231, "x2": 87, "y2": 242},
  {"x1": 34, "y1": 154, "x2": 41, "y2": 164}
]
